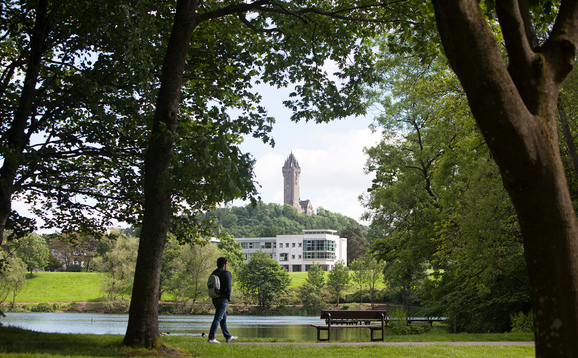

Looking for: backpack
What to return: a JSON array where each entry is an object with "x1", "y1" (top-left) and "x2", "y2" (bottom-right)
[{"x1": 207, "y1": 273, "x2": 221, "y2": 298}]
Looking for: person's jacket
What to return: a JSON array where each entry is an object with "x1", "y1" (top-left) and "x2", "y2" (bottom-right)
[{"x1": 210, "y1": 267, "x2": 232, "y2": 302}]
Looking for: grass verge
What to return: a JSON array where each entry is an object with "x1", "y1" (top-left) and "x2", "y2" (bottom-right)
[
  {"x1": 16, "y1": 272, "x2": 106, "y2": 303},
  {"x1": 0, "y1": 326, "x2": 534, "y2": 358}
]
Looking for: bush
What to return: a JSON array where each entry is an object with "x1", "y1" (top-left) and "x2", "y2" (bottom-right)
[
  {"x1": 67, "y1": 265, "x2": 83, "y2": 272},
  {"x1": 510, "y1": 311, "x2": 533, "y2": 333},
  {"x1": 388, "y1": 308, "x2": 424, "y2": 335},
  {"x1": 32, "y1": 302, "x2": 52, "y2": 312}
]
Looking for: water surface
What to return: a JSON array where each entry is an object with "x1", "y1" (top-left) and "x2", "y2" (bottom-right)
[{"x1": 2, "y1": 313, "x2": 343, "y2": 340}]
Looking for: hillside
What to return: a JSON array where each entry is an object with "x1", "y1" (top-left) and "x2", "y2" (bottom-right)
[{"x1": 206, "y1": 202, "x2": 362, "y2": 238}]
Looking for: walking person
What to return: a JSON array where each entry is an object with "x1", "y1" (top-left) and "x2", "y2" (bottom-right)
[{"x1": 208, "y1": 257, "x2": 237, "y2": 344}]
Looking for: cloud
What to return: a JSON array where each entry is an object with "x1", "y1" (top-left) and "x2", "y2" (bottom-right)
[{"x1": 238, "y1": 121, "x2": 382, "y2": 224}]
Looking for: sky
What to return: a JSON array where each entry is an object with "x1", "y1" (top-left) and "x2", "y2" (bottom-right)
[
  {"x1": 233, "y1": 85, "x2": 383, "y2": 224},
  {"x1": 12, "y1": 85, "x2": 384, "y2": 231}
]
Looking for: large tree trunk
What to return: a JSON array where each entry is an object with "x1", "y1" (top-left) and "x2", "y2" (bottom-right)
[
  {"x1": 0, "y1": 0, "x2": 50, "y2": 244},
  {"x1": 431, "y1": 1, "x2": 578, "y2": 356},
  {"x1": 123, "y1": 0, "x2": 199, "y2": 348}
]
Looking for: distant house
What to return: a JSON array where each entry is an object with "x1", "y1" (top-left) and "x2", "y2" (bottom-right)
[{"x1": 236, "y1": 229, "x2": 347, "y2": 272}]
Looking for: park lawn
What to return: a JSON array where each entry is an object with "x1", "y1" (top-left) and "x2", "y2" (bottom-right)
[
  {"x1": 0, "y1": 327, "x2": 535, "y2": 358},
  {"x1": 287, "y1": 271, "x2": 387, "y2": 290},
  {"x1": 17, "y1": 272, "x2": 106, "y2": 303},
  {"x1": 14, "y1": 271, "x2": 384, "y2": 303}
]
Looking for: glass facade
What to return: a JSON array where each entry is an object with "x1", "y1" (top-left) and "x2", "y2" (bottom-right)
[{"x1": 302, "y1": 239, "x2": 336, "y2": 260}]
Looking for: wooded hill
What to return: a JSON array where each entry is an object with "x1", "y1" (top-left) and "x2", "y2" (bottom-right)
[{"x1": 205, "y1": 202, "x2": 362, "y2": 238}]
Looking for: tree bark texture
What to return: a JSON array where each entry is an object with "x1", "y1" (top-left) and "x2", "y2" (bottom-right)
[
  {"x1": 0, "y1": 0, "x2": 50, "y2": 245},
  {"x1": 431, "y1": 0, "x2": 578, "y2": 356},
  {"x1": 123, "y1": 0, "x2": 199, "y2": 348}
]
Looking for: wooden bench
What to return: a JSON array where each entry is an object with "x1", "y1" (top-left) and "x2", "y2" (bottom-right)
[{"x1": 311, "y1": 310, "x2": 387, "y2": 341}]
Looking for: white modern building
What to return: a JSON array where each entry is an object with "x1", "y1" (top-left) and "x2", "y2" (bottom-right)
[{"x1": 236, "y1": 229, "x2": 347, "y2": 272}]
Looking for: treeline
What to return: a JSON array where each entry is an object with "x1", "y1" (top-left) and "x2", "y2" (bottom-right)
[{"x1": 205, "y1": 203, "x2": 361, "y2": 238}]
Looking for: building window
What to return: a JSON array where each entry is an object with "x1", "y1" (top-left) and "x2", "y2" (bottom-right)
[
  {"x1": 292, "y1": 265, "x2": 302, "y2": 272},
  {"x1": 292, "y1": 255, "x2": 295, "y2": 259},
  {"x1": 286, "y1": 243, "x2": 290, "y2": 248},
  {"x1": 292, "y1": 243, "x2": 296, "y2": 247},
  {"x1": 241, "y1": 242, "x2": 248, "y2": 249},
  {"x1": 298, "y1": 243, "x2": 302, "y2": 247},
  {"x1": 298, "y1": 255, "x2": 302, "y2": 259},
  {"x1": 264, "y1": 242, "x2": 272, "y2": 249},
  {"x1": 280, "y1": 253, "x2": 288, "y2": 261}
]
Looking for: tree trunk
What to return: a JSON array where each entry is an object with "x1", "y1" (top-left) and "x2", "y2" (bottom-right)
[
  {"x1": 431, "y1": 1, "x2": 578, "y2": 356},
  {"x1": 0, "y1": 0, "x2": 50, "y2": 244},
  {"x1": 123, "y1": 0, "x2": 199, "y2": 348}
]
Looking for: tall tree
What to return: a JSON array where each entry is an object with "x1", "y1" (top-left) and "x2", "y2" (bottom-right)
[
  {"x1": 123, "y1": 0, "x2": 392, "y2": 348},
  {"x1": 299, "y1": 262, "x2": 326, "y2": 313},
  {"x1": 238, "y1": 250, "x2": 291, "y2": 307},
  {"x1": 0, "y1": 251, "x2": 26, "y2": 309},
  {"x1": 0, "y1": 0, "x2": 158, "y2": 244},
  {"x1": 340, "y1": 225, "x2": 369, "y2": 264},
  {"x1": 327, "y1": 261, "x2": 350, "y2": 306},
  {"x1": 13, "y1": 233, "x2": 49, "y2": 278},
  {"x1": 92, "y1": 234, "x2": 138, "y2": 301},
  {"x1": 364, "y1": 44, "x2": 529, "y2": 328},
  {"x1": 430, "y1": 1, "x2": 578, "y2": 355}
]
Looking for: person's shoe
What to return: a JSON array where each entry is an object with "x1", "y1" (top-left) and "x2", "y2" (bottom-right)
[
  {"x1": 208, "y1": 339, "x2": 220, "y2": 344},
  {"x1": 226, "y1": 336, "x2": 238, "y2": 343}
]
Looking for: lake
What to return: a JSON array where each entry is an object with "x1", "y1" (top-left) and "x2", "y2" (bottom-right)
[{"x1": 1, "y1": 313, "x2": 344, "y2": 340}]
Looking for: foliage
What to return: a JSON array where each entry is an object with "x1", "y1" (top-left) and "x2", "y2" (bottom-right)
[
  {"x1": 0, "y1": 250, "x2": 26, "y2": 308},
  {"x1": 216, "y1": 233, "x2": 245, "y2": 274},
  {"x1": 92, "y1": 234, "x2": 137, "y2": 301},
  {"x1": 159, "y1": 235, "x2": 182, "y2": 301},
  {"x1": 10, "y1": 234, "x2": 50, "y2": 278},
  {"x1": 169, "y1": 242, "x2": 221, "y2": 312},
  {"x1": 349, "y1": 258, "x2": 369, "y2": 305},
  {"x1": 351, "y1": 255, "x2": 384, "y2": 308},
  {"x1": 388, "y1": 308, "x2": 424, "y2": 335},
  {"x1": 208, "y1": 203, "x2": 361, "y2": 238},
  {"x1": 363, "y1": 48, "x2": 529, "y2": 331},
  {"x1": 340, "y1": 224, "x2": 369, "y2": 263},
  {"x1": 510, "y1": 311, "x2": 534, "y2": 333},
  {"x1": 557, "y1": 68, "x2": 578, "y2": 209},
  {"x1": 46, "y1": 233, "x2": 99, "y2": 271},
  {"x1": 298, "y1": 263, "x2": 326, "y2": 313},
  {"x1": 327, "y1": 261, "x2": 350, "y2": 306},
  {"x1": 238, "y1": 250, "x2": 291, "y2": 307}
]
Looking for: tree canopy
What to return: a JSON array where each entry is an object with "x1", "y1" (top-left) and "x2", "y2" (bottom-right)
[{"x1": 207, "y1": 203, "x2": 361, "y2": 238}]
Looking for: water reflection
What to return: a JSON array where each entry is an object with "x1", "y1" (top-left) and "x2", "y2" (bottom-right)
[{"x1": 1, "y1": 313, "x2": 355, "y2": 340}]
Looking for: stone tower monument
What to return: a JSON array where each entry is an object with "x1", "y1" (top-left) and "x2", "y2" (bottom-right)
[{"x1": 282, "y1": 153, "x2": 313, "y2": 215}]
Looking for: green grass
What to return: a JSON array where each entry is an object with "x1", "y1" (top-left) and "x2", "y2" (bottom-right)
[
  {"x1": 287, "y1": 271, "x2": 386, "y2": 290},
  {"x1": 14, "y1": 271, "x2": 375, "y2": 303},
  {"x1": 0, "y1": 326, "x2": 535, "y2": 358},
  {"x1": 17, "y1": 272, "x2": 106, "y2": 302}
]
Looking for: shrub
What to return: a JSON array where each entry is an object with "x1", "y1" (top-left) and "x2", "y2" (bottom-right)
[
  {"x1": 511, "y1": 311, "x2": 533, "y2": 333},
  {"x1": 33, "y1": 302, "x2": 52, "y2": 312},
  {"x1": 66, "y1": 265, "x2": 83, "y2": 272},
  {"x1": 388, "y1": 308, "x2": 424, "y2": 335}
]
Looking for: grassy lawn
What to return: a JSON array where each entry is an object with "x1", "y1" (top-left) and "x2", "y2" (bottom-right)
[
  {"x1": 287, "y1": 271, "x2": 386, "y2": 289},
  {"x1": 17, "y1": 272, "x2": 106, "y2": 302},
  {"x1": 14, "y1": 271, "x2": 380, "y2": 303},
  {"x1": 0, "y1": 326, "x2": 535, "y2": 358}
]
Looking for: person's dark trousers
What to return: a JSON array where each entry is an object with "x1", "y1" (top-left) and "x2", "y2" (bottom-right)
[{"x1": 209, "y1": 297, "x2": 231, "y2": 340}]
